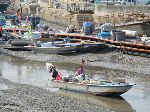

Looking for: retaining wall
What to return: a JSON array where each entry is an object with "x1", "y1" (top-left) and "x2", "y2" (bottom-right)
[
  {"x1": 116, "y1": 22, "x2": 150, "y2": 36},
  {"x1": 95, "y1": 5, "x2": 150, "y2": 16}
]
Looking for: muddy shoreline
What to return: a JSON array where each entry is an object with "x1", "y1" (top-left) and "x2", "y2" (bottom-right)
[
  {"x1": 0, "y1": 48, "x2": 150, "y2": 76},
  {"x1": 0, "y1": 48, "x2": 149, "y2": 112}
]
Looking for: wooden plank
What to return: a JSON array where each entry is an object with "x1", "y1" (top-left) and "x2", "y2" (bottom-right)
[{"x1": 112, "y1": 45, "x2": 150, "y2": 53}]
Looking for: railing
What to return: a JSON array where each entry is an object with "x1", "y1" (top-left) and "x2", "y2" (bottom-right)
[{"x1": 64, "y1": 2, "x2": 95, "y2": 12}]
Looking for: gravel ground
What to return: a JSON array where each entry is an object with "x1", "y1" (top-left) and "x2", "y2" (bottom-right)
[
  {"x1": 0, "y1": 78, "x2": 107, "y2": 112},
  {"x1": 0, "y1": 48, "x2": 149, "y2": 112}
]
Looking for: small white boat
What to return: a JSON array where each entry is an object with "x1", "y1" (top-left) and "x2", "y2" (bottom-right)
[{"x1": 52, "y1": 80, "x2": 135, "y2": 96}]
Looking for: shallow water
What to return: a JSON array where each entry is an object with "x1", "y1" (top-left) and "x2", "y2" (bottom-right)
[
  {"x1": 0, "y1": 54, "x2": 150, "y2": 112},
  {"x1": 0, "y1": 84, "x2": 8, "y2": 90}
]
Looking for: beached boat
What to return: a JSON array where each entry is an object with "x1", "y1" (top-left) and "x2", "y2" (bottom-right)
[
  {"x1": 52, "y1": 42, "x2": 103, "y2": 52},
  {"x1": 27, "y1": 43, "x2": 82, "y2": 54},
  {"x1": 52, "y1": 79, "x2": 134, "y2": 96},
  {"x1": 32, "y1": 32, "x2": 57, "y2": 42}
]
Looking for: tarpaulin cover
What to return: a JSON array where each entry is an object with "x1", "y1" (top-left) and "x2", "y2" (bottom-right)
[
  {"x1": 98, "y1": 31, "x2": 111, "y2": 38},
  {"x1": 83, "y1": 22, "x2": 93, "y2": 27}
]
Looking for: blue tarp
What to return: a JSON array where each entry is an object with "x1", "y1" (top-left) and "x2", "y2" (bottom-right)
[
  {"x1": 0, "y1": 19, "x2": 6, "y2": 26},
  {"x1": 82, "y1": 22, "x2": 95, "y2": 35},
  {"x1": 97, "y1": 31, "x2": 111, "y2": 39},
  {"x1": 5, "y1": 15, "x2": 18, "y2": 19},
  {"x1": 83, "y1": 22, "x2": 93, "y2": 27},
  {"x1": 64, "y1": 37, "x2": 71, "y2": 43}
]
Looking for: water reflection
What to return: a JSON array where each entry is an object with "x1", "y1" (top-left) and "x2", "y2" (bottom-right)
[
  {"x1": 0, "y1": 55, "x2": 50, "y2": 88},
  {"x1": 57, "y1": 89, "x2": 134, "y2": 112},
  {"x1": 0, "y1": 84, "x2": 8, "y2": 90}
]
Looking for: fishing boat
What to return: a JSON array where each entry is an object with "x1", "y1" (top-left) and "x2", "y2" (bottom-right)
[
  {"x1": 51, "y1": 79, "x2": 135, "y2": 96},
  {"x1": 47, "y1": 61, "x2": 135, "y2": 96},
  {"x1": 27, "y1": 43, "x2": 82, "y2": 54}
]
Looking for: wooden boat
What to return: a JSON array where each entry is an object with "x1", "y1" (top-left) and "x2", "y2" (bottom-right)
[
  {"x1": 27, "y1": 44, "x2": 82, "y2": 54},
  {"x1": 53, "y1": 42, "x2": 102, "y2": 52},
  {"x1": 52, "y1": 80, "x2": 135, "y2": 96},
  {"x1": 4, "y1": 28, "x2": 150, "y2": 55},
  {"x1": 28, "y1": 31, "x2": 57, "y2": 42},
  {"x1": 55, "y1": 33, "x2": 100, "y2": 42}
]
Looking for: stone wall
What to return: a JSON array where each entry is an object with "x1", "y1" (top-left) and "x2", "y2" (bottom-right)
[
  {"x1": 9, "y1": 0, "x2": 150, "y2": 33},
  {"x1": 37, "y1": 8, "x2": 74, "y2": 27},
  {"x1": 95, "y1": 4, "x2": 150, "y2": 16},
  {"x1": 116, "y1": 22, "x2": 150, "y2": 36}
]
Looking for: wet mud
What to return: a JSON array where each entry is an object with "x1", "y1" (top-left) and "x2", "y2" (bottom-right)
[{"x1": 0, "y1": 48, "x2": 150, "y2": 112}]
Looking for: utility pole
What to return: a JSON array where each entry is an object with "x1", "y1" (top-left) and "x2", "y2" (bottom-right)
[
  {"x1": 113, "y1": 0, "x2": 114, "y2": 4},
  {"x1": 107, "y1": 0, "x2": 108, "y2": 5}
]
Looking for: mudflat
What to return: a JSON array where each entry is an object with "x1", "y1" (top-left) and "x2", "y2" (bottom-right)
[
  {"x1": 0, "y1": 78, "x2": 106, "y2": 112},
  {"x1": 0, "y1": 48, "x2": 149, "y2": 112},
  {"x1": 1, "y1": 48, "x2": 150, "y2": 76}
]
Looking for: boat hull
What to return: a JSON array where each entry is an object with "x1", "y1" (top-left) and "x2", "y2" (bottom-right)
[
  {"x1": 87, "y1": 84, "x2": 133, "y2": 96},
  {"x1": 52, "y1": 80, "x2": 134, "y2": 96},
  {"x1": 30, "y1": 45, "x2": 81, "y2": 54}
]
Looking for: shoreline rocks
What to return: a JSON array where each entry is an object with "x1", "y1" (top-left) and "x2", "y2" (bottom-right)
[{"x1": 0, "y1": 78, "x2": 106, "y2": 112}]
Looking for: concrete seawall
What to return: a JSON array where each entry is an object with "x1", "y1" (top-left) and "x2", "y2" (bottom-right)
[
  {"x1": 7, "y1": 1, "x2": 150, "y2": 35},
  {"x1": 37, "y1": 8, "x2": 73, "y2": 27}
]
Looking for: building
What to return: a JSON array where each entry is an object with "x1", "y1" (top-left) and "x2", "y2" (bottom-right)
[
  {"x1": 113, "y1": 0, "x2": 136, "y2": 5},
  {"x1": 136, "y1": 0, "x2": 150, "y2": 5},
  {"x1": 95, "y1": 0, "x2": 135, "y2": 5},
  {"x1": 95, "y1": 0, "x2": 150, "y2": 5}
]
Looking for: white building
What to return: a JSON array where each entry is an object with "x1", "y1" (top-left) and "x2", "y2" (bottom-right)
[
  {"x1": 96, "y1": 0, "x2": 150, "y2": 5},
  {"x1": 113, "y1": 0, "x2": 135, "y2": 5},
  {"x1": 136, "y1": 0, "x2": 150, "y2": 5},
  {"x1": 113, "y1": 0, "x2": 150, "y2": 5},
  {"x1": 96, "y1": 0, "x2": 135, "y2": 4}
]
